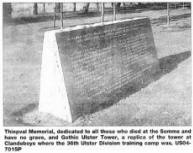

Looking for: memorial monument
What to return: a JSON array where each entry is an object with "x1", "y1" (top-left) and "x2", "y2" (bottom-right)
[{"x1": 39, "y1": 17, "x2": 159, "y2": 122}]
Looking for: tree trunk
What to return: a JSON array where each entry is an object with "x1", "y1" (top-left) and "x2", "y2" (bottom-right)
[
  {"x1": 3, "y1": 3, "x2": 12, "y2": 22},
  {"x1": 73, "y1": 3, "x2": 76, "y2": 12},
  {"x1": 3, "y1": 3, "x2": 12, "y2": 18},
  {"x1": 96, "y1": 3, "x2": 100, "y2": 12},
  {"x1": 55, "y1": 3, "x2": 61, "y2": 13},
  {"x1": 83, "y1": 3, "x2": 90, "y2": 13},
  {"x1": 116, "y1": 2, "x2": 121, "y2": 11},
  {"x1": 33, "y1": 3, "x2": 38, "y2": 15}
]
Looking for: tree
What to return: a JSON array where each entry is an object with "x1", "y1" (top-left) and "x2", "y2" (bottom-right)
[
  {"x1": 116, "y1": 2, "x2": 121, "y2": 11},
  {"x1": 111, "y1": 2, "x2": 121, "y2": 11},
  {"x1": 3, "y1": 3, "x2": 12, "y2": 17},
  {"x1": 73, "y1": 3, "x2": 76, "y2": 12},
  {"x1": 3, "y1": 3, "x2": 12, "y2": 22},
  {"x1": 96, "y1": 2, "x2": 100, "y2": 12},
  {"x1": 33, "y1": 3, "x2": 38, "y2": 15},
  {"x1": 55, "y1": 3, "x2": 61, "y2": 13},
  {"x1": 43, "y1": 3, "x2": 46, "y2": 13},
  {"x1": 83, "y1": 3, "x2": 90, "y2": 13}
]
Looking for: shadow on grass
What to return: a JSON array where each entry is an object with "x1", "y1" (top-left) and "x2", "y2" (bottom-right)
[
  {"x1": 156, "y1": 51, "x2": 191, "y2": 76},
  {"x1": 12, "y1": 103, "x2": 37, "y2": 117},
  {"x1": 86, "y1": 51, "x2": 191, "y2": 116},
  {"x1": 151, "y1": 13, "x2": 191, "y2": 25},
  {"x1": 10, "y1": 51, "x2": 191, "y2": 125},
  {"x1": 9, "y1": 103, "x2": 38, "y2": 126}
]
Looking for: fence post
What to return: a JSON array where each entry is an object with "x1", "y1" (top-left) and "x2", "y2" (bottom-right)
[
  {"x1": 43, "y1": 3, "x2": 46, "y2": 13},
  {"x1": 101, "y1": 3, "x2": 104, "y2": 23},
  {"x1": 113, "y1": 3, "x2": 116, "y2": 21},
  {"x1": 54, "y1": 3, "x2": 56, "y2": 28},
  {"x1": 60, "y1": 3, "x2": 63, "y2": 28},
  {"x1": 167, "y1": 3, "x2": 170, "y2": 26}
]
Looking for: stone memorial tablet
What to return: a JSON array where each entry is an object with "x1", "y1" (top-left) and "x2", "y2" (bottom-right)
[{"x1": 39, "y1": 17, "x2": 159, "y2": 122}]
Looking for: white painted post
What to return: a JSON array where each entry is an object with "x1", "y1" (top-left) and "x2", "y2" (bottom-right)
[
  {"x1": 183, "y1": 2, "x2": 185, "y2": 9},
  {"x1": 113, "y1": 3, "x2": 116, "y2": 21},
  {"x1": 101, "y1": 3, "x2": 104, "y2": 22},
  {"x1": 54, "y1": 3, "x2": 56, "y2": 28},
  {"x1": 60, "y1": 3, "x2": 63, "y2": 28},
  {"x1": 167, "y1": 3, "x2": 170, "y2": 26}
]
